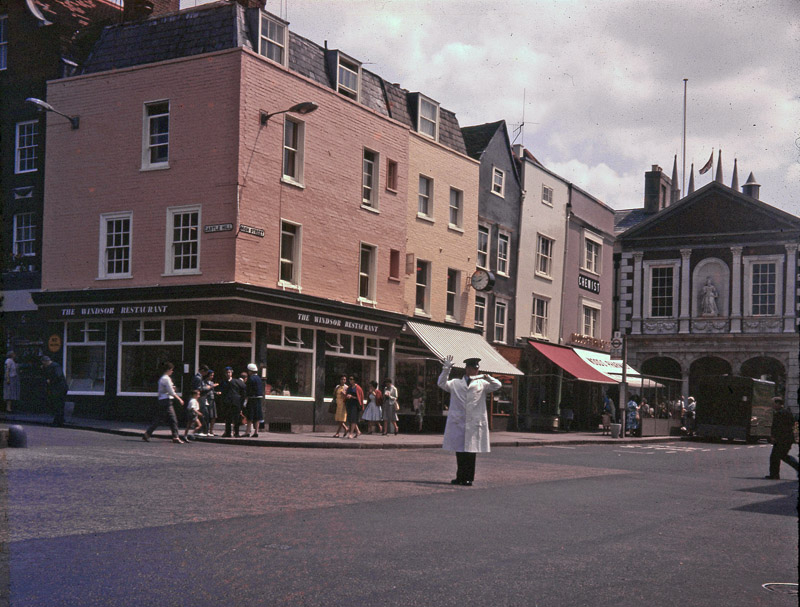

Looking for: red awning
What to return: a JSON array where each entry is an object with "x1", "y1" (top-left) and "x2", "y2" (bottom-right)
[{"x1": 528, "y1": 341, "x2": 617, "y2": 384}]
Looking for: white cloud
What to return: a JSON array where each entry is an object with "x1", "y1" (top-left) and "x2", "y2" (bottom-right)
[{"x1": 271, "y1": 0, "x2": 798, "y2": 212}]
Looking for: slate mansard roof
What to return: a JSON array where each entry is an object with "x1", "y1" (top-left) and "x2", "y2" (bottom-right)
[{"x1": 80, "y1": 1, "x2": 467, "y2": 154}]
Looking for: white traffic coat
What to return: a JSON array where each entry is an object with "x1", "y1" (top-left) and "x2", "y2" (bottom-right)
[{"x1": 439, "y1": 365, "x2": 502, "y2": 453}]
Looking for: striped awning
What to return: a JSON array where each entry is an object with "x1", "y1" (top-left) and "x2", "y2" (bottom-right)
[{"x1": 404, "y1": 321, "x2": 523, "y2": 376}]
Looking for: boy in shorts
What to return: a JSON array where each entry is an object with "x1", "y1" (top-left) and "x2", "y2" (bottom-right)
[{"x1": 184, "y1": 389, "x2": 203, "y2": 441}]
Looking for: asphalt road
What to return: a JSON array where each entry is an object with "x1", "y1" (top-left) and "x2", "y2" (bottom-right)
[{"x1": 1, "y1": 426, "x2": 797, "y2": 607}]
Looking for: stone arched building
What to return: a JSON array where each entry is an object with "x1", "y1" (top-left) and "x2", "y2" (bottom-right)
[{"x1": 615, "y1": 173, "x2": 800, "y2": 413}]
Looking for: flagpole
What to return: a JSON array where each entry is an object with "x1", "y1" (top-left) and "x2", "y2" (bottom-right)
[{"x1": 682, "y1": 78, "x2": 687, "y2": 194}]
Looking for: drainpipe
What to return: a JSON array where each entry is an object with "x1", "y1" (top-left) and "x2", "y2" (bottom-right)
[{"x1": 556, "y1": 190, "x2": 572, "y2": 420}]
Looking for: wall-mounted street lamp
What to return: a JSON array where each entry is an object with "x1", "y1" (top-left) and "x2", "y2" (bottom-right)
[
  {"x1": 259, "y1": 101, "x2": 318, "y2": 126},
  {"x1": 25, "y1": 97, "x2": 80, "y2": 129}
]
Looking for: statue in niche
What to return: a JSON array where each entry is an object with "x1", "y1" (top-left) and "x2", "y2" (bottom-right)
[{"x1": 700, "y1": 277, "x2": 719, "y2": 316}]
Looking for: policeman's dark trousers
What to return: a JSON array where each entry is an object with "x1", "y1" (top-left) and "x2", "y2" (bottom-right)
[
  {"x1": 145, "y1": 399, "x2": 180, "y2": 439},
  {"x1": 769, "y1": 442, "x2": 799, "y2": 478},
  {"x1": 49, "y1": 396, "x2": 65, "y2": 427},
  {"x1": 224, "y1": 406, "x2": 241, "y2": 436},
  {"x1": 456, "y1": 452, "x2": 477, "y2": 483}
]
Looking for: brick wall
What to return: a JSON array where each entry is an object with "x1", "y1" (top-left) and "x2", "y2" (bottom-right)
[
  {"x1": 405, "y1": 133, "x2": 479, "y2": 325},
  {"x1": 43, "y1": 50, "x2": 242, "y2": 291},
  {"x1": 235, "y1": 50, "x2": 409, "y2": 314}
]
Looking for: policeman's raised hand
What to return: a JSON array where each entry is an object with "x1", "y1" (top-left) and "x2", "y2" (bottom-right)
[{"x1": 443, "y1": 355, "x2": 454, "y2": 369}]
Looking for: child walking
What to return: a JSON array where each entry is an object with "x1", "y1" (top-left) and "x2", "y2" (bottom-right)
[{"x1": 184, "y1": 389, "x2": 203, "y2": 441}]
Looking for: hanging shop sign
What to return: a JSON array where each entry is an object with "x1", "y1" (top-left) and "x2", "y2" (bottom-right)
[{"x1": 578, "y1": 274, "x2": 601, "y2": 294}]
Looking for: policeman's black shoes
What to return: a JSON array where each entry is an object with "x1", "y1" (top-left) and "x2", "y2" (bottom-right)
[{"x1": 450, "y1": 479, "x2": 473, "y2": 486}]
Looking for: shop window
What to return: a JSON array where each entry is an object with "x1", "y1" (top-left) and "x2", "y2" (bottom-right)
[
  {"x1": 65, "y1": 321, "x2": 106, "y2": 393},
  {"x1": 323, "y1": 334, "x2": 386, "y2": 398},
  {"x1": 264, "y1": 322, "x2": 314, "y2": 397},
  {"x1": 120, "y1": 319, "x2": 183, "y2": 394}
]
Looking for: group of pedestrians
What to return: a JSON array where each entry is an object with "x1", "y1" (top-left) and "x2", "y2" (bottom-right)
[
  {"x1": 143, "y1": 361, "x2": 266, "y2": 444},
  {"x1": 331, "y1": 375, "x2": 399, "y2": 438}
]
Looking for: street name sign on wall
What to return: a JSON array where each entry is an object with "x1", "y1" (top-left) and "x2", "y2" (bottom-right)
[
  {"x1": 239, "y1": 224, "x2": 265, "y2": 237},
  {"x1": 204, "y1": 223, "x2": 233, "y2": 233}
]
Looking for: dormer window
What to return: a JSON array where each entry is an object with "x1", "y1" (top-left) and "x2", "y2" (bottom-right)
[
  {"x1": 418, "y1": 95, "x2": 439, "y2": 140},
  {"x1": 259, "y1": 13, "x2": 287, "y2": 65},
  {"x1": 337, "y1": 54, "x2": 360, "y2": 100}
]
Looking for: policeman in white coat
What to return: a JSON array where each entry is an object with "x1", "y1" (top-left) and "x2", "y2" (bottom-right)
[{"x1": 439, "y1": 355, "x2": 502, "y2": 486}]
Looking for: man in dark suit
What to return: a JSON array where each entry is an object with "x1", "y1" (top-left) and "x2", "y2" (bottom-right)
[
  {"x1": 41, "y1": 356, "x2": 68, "y2": 427},
  {"x1": 765, "y1": 396, "x2": 799, "y2": 480}
]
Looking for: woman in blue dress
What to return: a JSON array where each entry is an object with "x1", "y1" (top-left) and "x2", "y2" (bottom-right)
[{"x1": 626, "y1": 395, "x2": 640, "y2": 437}]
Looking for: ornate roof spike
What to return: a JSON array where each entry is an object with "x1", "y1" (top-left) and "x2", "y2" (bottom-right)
[
  {"x1": 731, "y1": 158, "x2": 739, "y2": 191},
  {"x1": 715, "y1": 149, "x2": 723, "y2": 183}
]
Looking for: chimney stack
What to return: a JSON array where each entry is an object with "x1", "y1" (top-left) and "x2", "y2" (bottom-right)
[
  {"x1": 742, "y1": 172, "x2": 760, "y2": 200},
  {"x1": 123, "y1": 0, "x2": 154, "y2": 21},
  {"x1": 644, "y1": 165, "x2": 671, "y2": 213}
]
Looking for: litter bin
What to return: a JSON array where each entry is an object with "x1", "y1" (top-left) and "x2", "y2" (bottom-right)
[{"x1": 610, "y1": 423, "x2": 621, "y2": 439}]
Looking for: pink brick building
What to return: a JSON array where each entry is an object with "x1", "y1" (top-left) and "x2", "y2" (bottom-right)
[{"x1": 34, "y1": 2, "x2": 520, "y2": 427}]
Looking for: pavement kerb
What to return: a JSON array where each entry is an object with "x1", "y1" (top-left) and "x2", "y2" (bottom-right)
[{"x1": 1, "y1": 414, "x2": 684, "y2": 449}]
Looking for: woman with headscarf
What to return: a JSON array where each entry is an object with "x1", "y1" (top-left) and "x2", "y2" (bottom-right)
[
  {"x1": 626, "y1": 395, "x2": 640, "y2": 437},
  {"x1": 4, "y1": 351, "x2": 20, "y2": 413}
]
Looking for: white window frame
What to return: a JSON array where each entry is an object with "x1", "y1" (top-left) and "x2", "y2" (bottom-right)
[
  {"x1": 418, "y1": 175, "x2": 433, "y2": 219},
  {"x1": 165, "y1": 205, "x2": 200, "y2": 276},
  {"x1": 491, "y1": 167, "x2": 505, "y2": 197},
  {"x1": 119, "y1": 319, "x2": 185, "y2": 396},
  {"x1": 0, "y1": 15, "x2": 7, "y2": 71},
  {"x1": 99, "y1": 211, "x2": 133, "y2": 279},
  {"x1": 362, "y1": 148, "x2": 379, "y2": 209},
  {"x1": 743, "y1": 255, "x2": 783, "y2": 317},
  {"x1": 535, "y1": 234, "x2": 555, "y2": 278},
  {"x1": 417, "y1": 95, "x2": 439, "y2": 140},
  {"x1": 643, "y1": 260, "x2": 680, "y2": 319},
  {"x1": 477, "y1": 224, "x2": 490, "y2": 269},
  {"x1": 358, "y1": 242, "x2": 377, "y2": 304},
  {"x1": 337, "y1": 53, "x2": 361, "y2": 101},
  {"x1": 494, "y1": 299, "x2": 508, "y2": 344},
  {"x1": 282, "y1": 116, "x2": 306, "y2": 186},
  {"x1": 265, "y1": 321, "x2": 317, "y2": 400},
  {"x1": 142, "y1": 100, "x2": 169, "y2": 170},
  {"x1": 474, "y1": 295, "x2": 486, "y2": 335},
  {"x1": 446, "y1": 268, "x2": 460, "y2": 321},
  {"x1": 497, "y1": 230, "x2": 511, "y2": 276},
  {"x1": 279, "y1": 220, "x2": 302, "y2": 288},
  {"x1": 258, "y1": 13, "x2": 287, "y2": 66},
  {"x1": 541, "y1": 184, "x2": 553, "y2": 206},
  {"x1": 531, "y1": 295, "x2": 549, "y2": 338},
  {"x1": 65, "y1": 321, "x2": 107, "y2": 395},
  {"x1": 580, "y1": 298, "x2": 601, "y2": 338},
  {"x1": 13, "y1": 212, "x2": 36, "y2": 258},
  {"x1": 415, "y1": 259, "x2": 431, "y2": 316},
  {"x1": 582, "y1": 230, "x2": 603, "y2": 275},
  {"x1": 449, "y1": 187, "x2": 463, "y2": 229},
  {"x1": 15, "y1": 120, "x2": 38, "y2": 174}
]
